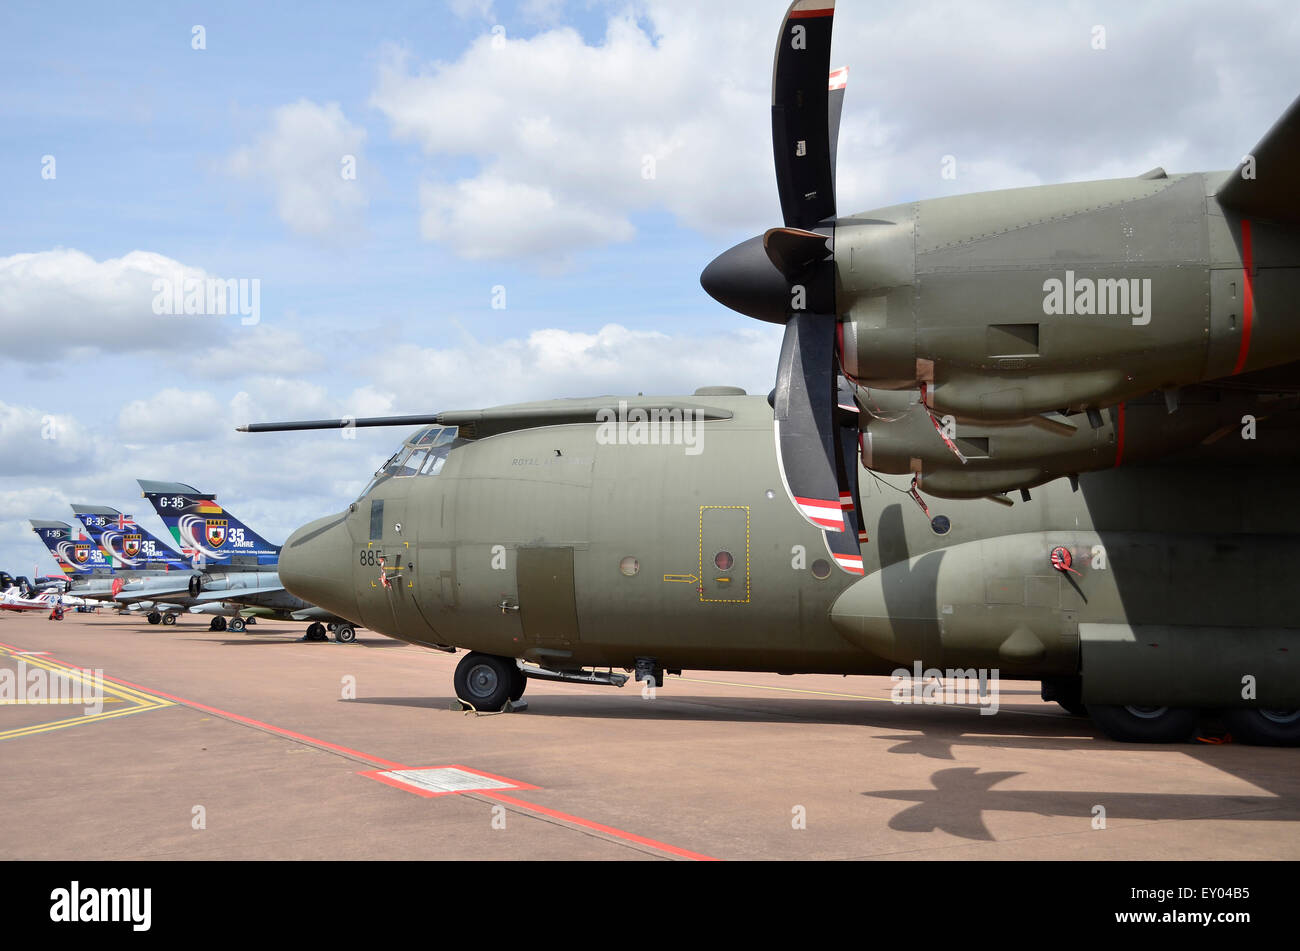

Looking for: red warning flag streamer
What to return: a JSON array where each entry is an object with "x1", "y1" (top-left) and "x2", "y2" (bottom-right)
[
  {"x1": 908, "y1": 475, "x2": 931, "y2": 518},
  {"x1": 927, "y1": 410, "x2": 969, "y2": 464}
]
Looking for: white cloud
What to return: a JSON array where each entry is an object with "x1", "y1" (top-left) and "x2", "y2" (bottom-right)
[
  {"x1": 117, "y1": 389, "x2": 227, "y2": 444},
  {"x1": 361, "y1": 322, "x2": 784, "y2": 408},
  {"x1": 0, "y1": 402, "x2": 104, "y2": 477},
  {"x1": 449, "y1": 0, "x2": 495, "y2": 20},
  {"x1": 186, "y1": 326, "x2": 325, "y2": 380},
  {"x1": 370, "y1": 8, "x2": 776, "y2": 263},
  {"x1": 419, "y1": 175, "x2": 635, "y2": 264},
  {"x1": 371, "y1": 0, "x2": 1300, "y2": 265},
  {"x1": 227, "y1": 100, "x2": 368, "y2": 238},
  {"x1": 0, "y1": 249, "x2": 233, "y2": 361}
]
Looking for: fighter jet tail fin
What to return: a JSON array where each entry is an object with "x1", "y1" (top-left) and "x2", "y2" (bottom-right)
[
  {"x1": 138, "y1": 481, "x2": 281, "y2": 564},
  {"x1": 1216, "y1": 93, "x2": 1300, "y2": 223}
]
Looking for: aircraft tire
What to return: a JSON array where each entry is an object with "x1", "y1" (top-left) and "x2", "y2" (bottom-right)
[
  {"x1": 454, "y1": 652, "x2": 514, "y2": 712},
  {"x1": 214, "y1": 616, "x2": 227, "y2": 632},
  {"x1": 509, "y1": 665, "x2": 527, "y2": 702},
  {"x1": 1088, "y1": 704, "x2": 1198, "y2": 743},
  {"x1": 1042, "y1": 677, "x2": 1086, "y2": 716},
  {"x1": 229, "y1": 617, "x2": 246, "y2": 633},
  {"x1": 162, "y1": 614, "x2": 177, "y2": 626},
  {"x1": 334, "y1": 624, "x2": 356, "y2": 644},
  {"x1": 1220, "y1": 708, "x2": 1300, "y2": 747},
  {"x1": 147, "y1": 612, "x2": 162, "y2": 625}
]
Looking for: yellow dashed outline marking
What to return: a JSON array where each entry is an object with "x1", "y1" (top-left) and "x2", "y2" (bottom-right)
[
  {"x1": 0, "y1": 645, "x2": 173, "y2": 741},
  {"x1": 698, "y1": 506, "x2": 750, "y2": 604}
]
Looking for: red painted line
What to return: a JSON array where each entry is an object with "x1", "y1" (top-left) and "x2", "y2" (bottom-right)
[
  {"x1": 1114, "y1": 401, "x2": 1126, "y2": 467},
  {"x1": 789, "y1": 8, "x2": 835, "y2": 19},
  {"x1": 1233, "y1": 219, "x2": 1255, "y2": 374},
  {"x1": 92, "y1": 674, "x2": 409, "y2": 770},
  {"x1": 1, "y1": 638, "x2": 717, "y2": 861},
  {"x1": 481, "y1": 791, "x2": 719, "y2": 862}
]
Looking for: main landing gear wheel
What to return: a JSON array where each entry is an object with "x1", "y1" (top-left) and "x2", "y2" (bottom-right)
[
  {"x1": 303, "y1": 622, "x2": 328, "y2": 642},
  {"x1": 1221, "y1": 708, "x2": 1300, "y2": 747},
  {"x1": 162, "y1": 613, "x2": 177, "y2": 626},
  {"x1": 1041, "y1": 677, "x2": 1087, "y2": 717},
  {"x1": 454, "y1": 652, "x2": 516, "y2": 712},
  {"x1": 334, "y1": 624, "x2": 356, "y2": 644},
  {"x1": 209, "y1": 616, "x2": 227, "y2": 632},
  {"x1": 1088, "y1": 704, "x2": 1199, "y2": 743},
  {"x1": 228, "y1": 617, "x2": 246, "y2": 633},
  {"x1": 509, "y1": 665, "x2": 527, "y2": 702},
  {"x1": 147, "y1": 611, "x2": 162, "y2": 625}
]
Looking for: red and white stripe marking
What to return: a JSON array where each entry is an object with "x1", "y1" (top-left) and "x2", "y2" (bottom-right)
[
  {"x1": 795, "y1": 497, "x2": 845, "y2": 531},
  {"x1": 828, "y1": 66, "x2": 848, "y2": 90},
  {"x1": 833, "y1": 553, "x2": 864, "y2": 575},
  {"x1": 790, "y1": 0, "x2": 835, "y2": 19},
  {"x1": 838, "y1": 491, "x2": 854, "y2": 511}
]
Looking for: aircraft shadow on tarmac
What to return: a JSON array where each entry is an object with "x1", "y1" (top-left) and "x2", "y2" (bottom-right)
[
  {"x1": 864, "y1": 764, "x2": 1299, "y2": 841},
  {"x1": 349, "y1": 691, "x2": 1096, "y2": 735}
]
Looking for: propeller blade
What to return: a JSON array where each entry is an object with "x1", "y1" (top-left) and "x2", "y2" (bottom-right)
[
  {"x1": 836, "y1": 376, "x2": 869, "y2": 547},
  {"x1": 774, "y1": 312, "x2": 844, "y2": 533},
  {"x1": 822, "y1": 386, "x2": 866, "y2": 574},
  {"x1": 771, "y1": 0, "x2": 838, "y2": 230},
  {"x1": 828, "y1": 65, "x2": 848, "y2": 190}
]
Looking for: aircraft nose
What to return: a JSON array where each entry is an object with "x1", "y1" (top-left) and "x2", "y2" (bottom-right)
[
  {"x1": 279, "y1": 511, "x2": 356, "y2": 620},
  {"x1": 700, "y1": 234, "x2": 791, "y2": 324}
]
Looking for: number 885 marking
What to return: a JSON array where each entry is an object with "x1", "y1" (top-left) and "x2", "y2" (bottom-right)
[{"x1": 359, "y1": 549, "x2": 384, "y2": 566}]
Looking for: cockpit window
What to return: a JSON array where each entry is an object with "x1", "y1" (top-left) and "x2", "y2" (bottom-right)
[{"x1": 358, "y1": 425, "x2": 466, "y2": 499}]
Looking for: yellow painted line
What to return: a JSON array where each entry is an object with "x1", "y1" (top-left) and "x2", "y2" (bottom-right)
[
  {"x1": 0, "y1": 645, "x2": 173, "y2": 741},
  {"x1": 0, "y1": 697, "x2": 124, "y2": 705}
]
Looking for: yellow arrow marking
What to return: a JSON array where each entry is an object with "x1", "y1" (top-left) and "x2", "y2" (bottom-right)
[{"x1": 663, "y1": 574, "x2": 700, "y2": 584}]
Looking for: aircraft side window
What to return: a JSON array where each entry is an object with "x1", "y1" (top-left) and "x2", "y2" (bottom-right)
[
  {"x1": 384, "y1": 447, "x2": 419, "y2": 477},
  {"x1": 420, "y1": 448, "x2": 450, "y2": 476},
  {"x1": 369, "y1": 500, "x2": 384, "y2": 541}
]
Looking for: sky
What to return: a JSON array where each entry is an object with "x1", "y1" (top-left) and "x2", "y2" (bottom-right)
[{"x1": 2, "y1": 0, "x2": 1298, "y2": 573}]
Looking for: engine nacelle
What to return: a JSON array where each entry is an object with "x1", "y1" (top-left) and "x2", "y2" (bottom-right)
[
  {"x1": 837, "y1": 174, "x2": 1300, "y2": 421},
  {"x1": 857, "y1": 385, "x2": 1281, "y2": 499}
]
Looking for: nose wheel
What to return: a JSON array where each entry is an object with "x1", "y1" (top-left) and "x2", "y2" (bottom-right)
[
  {"x1": 454, "y1": 652, "x2": 526, "y2": 712},
  {"x1": 229, "y1": 617, "x2": 246, "y2": 633},
  {"x1": 334, "y1": 623, "x2": 357, "y2": 644}
]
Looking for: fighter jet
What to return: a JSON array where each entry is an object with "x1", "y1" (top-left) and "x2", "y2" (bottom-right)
[
  {"x1": 133, "y1": 482, "x2": 359, "y2": 641},
  {"x1": 239, "y1": 0, "x2": 1300, "y2": 746}
]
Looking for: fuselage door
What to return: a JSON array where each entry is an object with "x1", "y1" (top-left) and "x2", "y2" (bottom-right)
[{"x1": 517, "y1": 546, "x2": 581, "y2": 645}]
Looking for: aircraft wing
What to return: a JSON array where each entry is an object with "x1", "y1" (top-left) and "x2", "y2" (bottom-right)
[
  {"x1": 238, "y1": 397, "x2": 734, "y2": 439},
  {"x1": 188, "y1": 584, "x2": 285, "y2": 604}
]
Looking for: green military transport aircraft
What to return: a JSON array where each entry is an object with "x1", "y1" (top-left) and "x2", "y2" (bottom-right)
[{"x1": 241, "y1": 0, "x2": 1300, "y2": 745}]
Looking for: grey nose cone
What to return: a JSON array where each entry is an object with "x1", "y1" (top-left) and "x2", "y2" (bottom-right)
[
  {"x1": 279, "y1": 512, "x2": 355, "y2": 619},
  {"x1": 700, "y1": 234, "x2": 791, "y2": 324}
]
